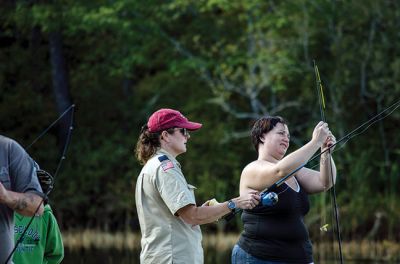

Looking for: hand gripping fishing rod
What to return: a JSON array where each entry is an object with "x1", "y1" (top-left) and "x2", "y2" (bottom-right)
[
  {"x1": 224, "y1": 98, "x2": 400, "y2": 221},
  {"x1": 5, "y1": 104, "x2": 75, "y2": 264}
]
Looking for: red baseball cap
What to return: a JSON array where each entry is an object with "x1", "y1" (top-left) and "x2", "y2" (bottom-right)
[{"x1": 147, "y1": 108, "x2": 202, "y2": 133}]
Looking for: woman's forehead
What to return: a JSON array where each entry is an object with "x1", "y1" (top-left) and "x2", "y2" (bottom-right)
[{"x1": 274, "y1": 122, "x2": 289, "y2": 132}]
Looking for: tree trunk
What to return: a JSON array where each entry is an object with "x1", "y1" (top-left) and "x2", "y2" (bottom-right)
[
  {"x1": 30, "y1": 25, "x2": 44, "y2": 93},
  {"x1": 49, "y1": 31, "x2": 73, "y2": 151}
]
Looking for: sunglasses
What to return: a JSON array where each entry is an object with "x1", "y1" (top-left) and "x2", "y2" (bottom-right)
[
  {"x1": 177, "y1": 128, "x2": 189, "y2": 137},
  {"x1": 165, "y1": 127, "x2": 189, "y2": 137}
]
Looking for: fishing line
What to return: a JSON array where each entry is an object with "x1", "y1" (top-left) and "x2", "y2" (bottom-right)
[
  {"x1": 309, "y1": 98, "x2": 400, "y2": 170},
  {"x1": 4, "y1": 105, "x2": 75, "y2": 264},
  {"x1": 224, "y1": 98, "x2": 400, "y2": 223}
]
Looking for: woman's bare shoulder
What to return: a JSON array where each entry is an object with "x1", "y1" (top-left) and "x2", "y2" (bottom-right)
[
  {"x1": 242, "y1": 160, "x2": 272, "y2": 176},
  {"x1": 240, "y1": 160, "x2": 275, "y2": 192}
]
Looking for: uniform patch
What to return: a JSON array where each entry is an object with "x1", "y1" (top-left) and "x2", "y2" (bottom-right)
[
  {"x1": 161, "y1": 160, "x2": 174, "y2": 171},
  {"x1": 158, "y1": 155, "x2": 174, "y2": 171}
]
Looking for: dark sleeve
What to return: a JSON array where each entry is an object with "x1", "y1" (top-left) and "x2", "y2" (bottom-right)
[{"x1": 9, "y1": 140, "x2": 44, "y2": 197}]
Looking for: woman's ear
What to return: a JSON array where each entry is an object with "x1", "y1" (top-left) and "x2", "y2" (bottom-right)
[
  {"x1": 160, "y1": 130, "x2": 168, "y2": 142},
  {"x1": 259, "y1": 136, "x2": 265, "y2": 144}
]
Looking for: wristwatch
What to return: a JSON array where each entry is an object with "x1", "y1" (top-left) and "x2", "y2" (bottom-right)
[{"x1": 227, "y1": 200, "x2": 236, "y2": 211}]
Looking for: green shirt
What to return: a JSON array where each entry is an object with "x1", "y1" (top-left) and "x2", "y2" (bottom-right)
[{"x1": 13, "y1": 204, "x2": 64, "y2": 264}]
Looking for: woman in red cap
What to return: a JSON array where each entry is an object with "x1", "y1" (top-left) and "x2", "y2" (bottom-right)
[{"x1": 135, "y1": 108, "x2": 260, "y2": 264}]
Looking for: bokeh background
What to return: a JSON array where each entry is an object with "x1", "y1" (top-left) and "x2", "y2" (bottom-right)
[{"x1": 1, "y1": 0, "x2": 399, "y2": 263}]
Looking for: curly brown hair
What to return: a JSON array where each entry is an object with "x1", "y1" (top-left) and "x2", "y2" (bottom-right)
[{"x1": 135, "y1": 125, "x2": 176, "y2": 164}]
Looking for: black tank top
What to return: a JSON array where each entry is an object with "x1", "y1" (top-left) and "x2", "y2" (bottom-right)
[{"x1": 237, "y1": 180, "x2": 313, "y2": 263}]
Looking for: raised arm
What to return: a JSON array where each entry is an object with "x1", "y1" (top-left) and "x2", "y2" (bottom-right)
[
  {"x1": 296, "y1": 132, "x2": 337, "y2": 194},
  {"x1": 241, "y1": 121, "x2": 330, "y2": 192}
]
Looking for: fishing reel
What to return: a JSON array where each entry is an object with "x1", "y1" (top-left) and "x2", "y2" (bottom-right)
[
  {"x1": 260, "y1": 191, "x2": 279, "y2": 206},
  {"x1": 222, "y1": 191, "x2": 279, "y2": 222},
  {"x1": 36, "y1": 169, "x2": 54, "y2": 196}
]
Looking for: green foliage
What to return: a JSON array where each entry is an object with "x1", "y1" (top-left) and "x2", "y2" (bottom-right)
[{"x1": 1, "y1": 0, "x2": 399, "y2": 241}]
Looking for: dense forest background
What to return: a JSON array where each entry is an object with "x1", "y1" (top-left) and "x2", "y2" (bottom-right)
[{"x1": 1, "y1": 0, "x2": 399, "y2": 244}]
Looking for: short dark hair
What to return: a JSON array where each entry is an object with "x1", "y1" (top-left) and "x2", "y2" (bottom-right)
[{"x1": 251, "y1": 116, "x2": 287, "y2": 152}]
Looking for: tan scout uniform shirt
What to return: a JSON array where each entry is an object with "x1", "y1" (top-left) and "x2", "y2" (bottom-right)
[{"x1": 135, "y1": 149, "x2": 203, "y2": 264}]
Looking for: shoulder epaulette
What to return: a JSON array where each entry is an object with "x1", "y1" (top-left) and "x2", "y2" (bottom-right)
[{"x1": 158, "y1": 155, "x2": 169, "y2": 162}]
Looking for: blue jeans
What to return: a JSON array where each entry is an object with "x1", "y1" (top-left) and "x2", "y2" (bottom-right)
[{"x1": 231, "y1": 244, "x2": 313, "y2": 264}]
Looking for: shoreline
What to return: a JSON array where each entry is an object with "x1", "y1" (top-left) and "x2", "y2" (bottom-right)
[{"x1": 63, "y1": 230, "x2": 400, "y2": 261}]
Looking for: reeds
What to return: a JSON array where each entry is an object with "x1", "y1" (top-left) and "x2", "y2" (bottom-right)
[
  {"x1": 63, "y1": 230, "x2": 239, "y2": 251},
  {"x1": 63, "y1": 230, "x2": 400, "y2": 261},
  {"x1": 63, "y1": 230, "x2": 141, "y2": 250}
]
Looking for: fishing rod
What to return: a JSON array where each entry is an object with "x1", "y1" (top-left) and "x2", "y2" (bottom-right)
[
  {"x1": 313, "y1": 60, "x2": 343, "y2": 264},
  {"x1": 262, "y1": 97, "x2": 400, "y2": 198},
  {"x1": 5, "y1": 104, "x2": 75, "y2": 264},
  {"x1": 224, "y1": 98, "x2": 400, "y2": 220}
]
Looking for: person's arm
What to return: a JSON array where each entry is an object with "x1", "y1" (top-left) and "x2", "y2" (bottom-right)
[
  {"x1": 176, "y1": 190, "x2": 260, "y2": 225},
  {"x1": 44, "y1": 206, "x2": 64, "y2": 264},
  {"x1": 0, "y1": 183, "x2": 44, "y2": 216},
  {"x1": 296, "y1": 132, "x2": 337, "y2": 194},
  {"x1": 5, "y1": 139, "x2": 45, "y2": 215},
  {"x1": 155, "y1": 160, "x2": 259, "y2": 226}
]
